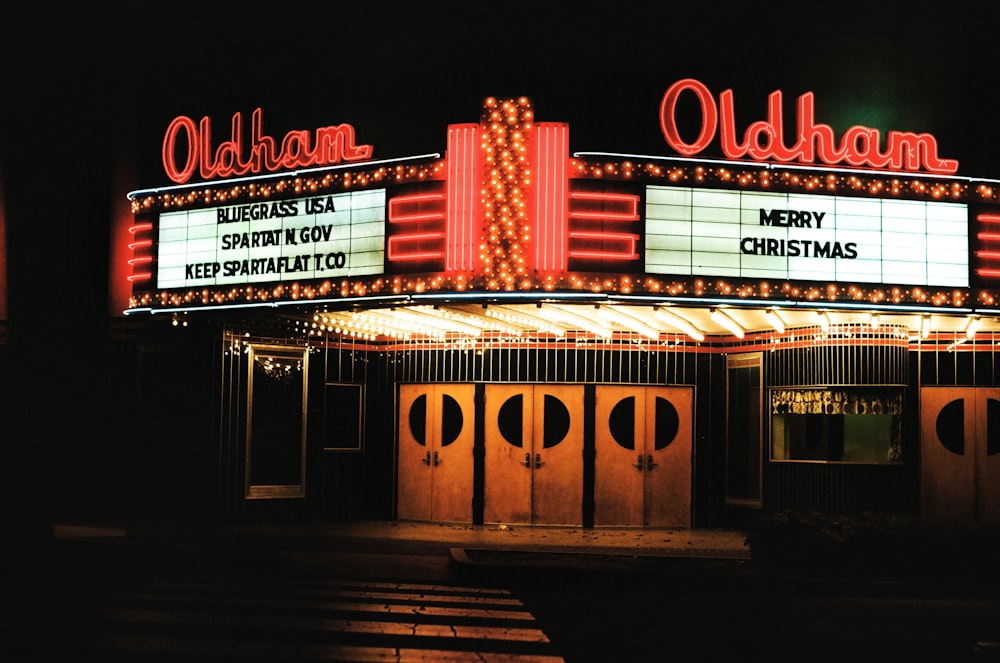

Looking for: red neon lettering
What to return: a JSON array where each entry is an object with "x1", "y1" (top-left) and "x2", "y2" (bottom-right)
[
  {"x1": 659, "y1": 79, "x2": 716, "y2": 156},
  {"x1": 162, "y1": 116, "x2": 199, "y2": 184},
  {"x1": 795, "y1": 93, "x2": 847, "y2": 164},
  {"x1": 162, "y1": 108, "x2": 374, "y2": 184},
  {"x1": 660, "y1": 78, "x2": 959, "y2": 174}
]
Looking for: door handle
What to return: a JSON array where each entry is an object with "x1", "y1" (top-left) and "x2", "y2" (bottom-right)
[
  {"x1": 433, "y1": 451, "x2": 440, "y2": 466},
  {"x1": 633, "y1": 454, "x2": 644, "y2": 470},
  {"x1": 646, "y1": 454, "x2": 657, "y2": 471},
  {"x1": 422, "y1": 451, "x2": 431, "y2": 465},
  {"x1": 521, "y1": 453, "x2": 544, "y2": 468}
]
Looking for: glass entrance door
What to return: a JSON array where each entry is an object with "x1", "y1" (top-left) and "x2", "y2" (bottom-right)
[{"x1": 726, "y1": 353, "x2": 762, "y2": 507}]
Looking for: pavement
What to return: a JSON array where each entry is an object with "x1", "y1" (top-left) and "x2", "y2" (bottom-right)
[
  {"x1": 50, "y1": 520, "x2": 752, "y2": 572},
  {"x1": 28, "y1": 520, "x2": 1000, "y2": 662},
  {"x1": 43, "y1": 517, "x2": 1000, "y2": 593}
]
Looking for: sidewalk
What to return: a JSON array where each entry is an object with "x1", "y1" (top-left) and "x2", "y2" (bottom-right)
[
  {"x1": 52, "y1": 520, "x2": 752, "y2": 570},
  {"x1": 44, "y1": 519, "x2": 1000, "y2": 596}
]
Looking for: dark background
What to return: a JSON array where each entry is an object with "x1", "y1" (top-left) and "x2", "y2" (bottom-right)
[{"x1": 1, "y1": 0, "x2": 998, "y2": 538}]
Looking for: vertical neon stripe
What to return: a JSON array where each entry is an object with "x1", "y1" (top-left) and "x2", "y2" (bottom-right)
[
  {"x1": 533, "y1": 123, "x2": 569, "y2": 271},
  {"x1": 446, "y1": 124, "x2": 480, "y2": 271}
]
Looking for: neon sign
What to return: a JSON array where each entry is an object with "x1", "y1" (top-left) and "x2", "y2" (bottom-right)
[
  {"x1": 162, "y1": 108, "x2": 374, "y2": 184},
  {"x1": 659, "y1": 78, "x2": 959, "y2": 175}
]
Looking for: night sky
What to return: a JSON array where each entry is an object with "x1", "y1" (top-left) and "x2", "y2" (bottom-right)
[{"x1": 115, "y1": 2, "x2": 999, "y2": 181}]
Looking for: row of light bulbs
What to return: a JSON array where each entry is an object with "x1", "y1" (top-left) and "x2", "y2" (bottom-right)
[{"x1": 284, "y1": 304, "x2": 985, "y2": 344}]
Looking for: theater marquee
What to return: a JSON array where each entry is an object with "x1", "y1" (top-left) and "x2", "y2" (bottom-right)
[
  {"x1": 155, "y1": 189, "x2": 386, "y2": 289},
  {"x1": 122, "y1": 78, "x2": 1000, "y2": 316},
  {"x1": 645, "y1": 187, "x2": 969, "y2": 287}
]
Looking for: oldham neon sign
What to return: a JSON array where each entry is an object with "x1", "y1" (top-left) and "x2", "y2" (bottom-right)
[
  {"x1": 659, "y1": 78, "x2": 959, "y2": 175},
  {"x1": 162, "y1": 108, "x2": 374, "y2": 184}
]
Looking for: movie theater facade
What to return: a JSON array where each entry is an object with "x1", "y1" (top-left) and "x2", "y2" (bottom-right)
[{"x1": 121, "y1": 79, "x2": 1000, "y2": 528}]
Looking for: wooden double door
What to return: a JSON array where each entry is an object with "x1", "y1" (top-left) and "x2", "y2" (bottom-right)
[
  {"x1": 396, "y1": 383, "x2": 693, "y2": 527},
  {"x1": 921, "y1": 387, "x2": 1000, "y2": 525},
  {"x1": 484, "y1": 384, "x2": 584, "y2": 526},
  {"x1": 397, "y1": 384, "x2": 476, "y2": 523},
  {"x1": 594, "y1": 386, "x2": 693, "y2": 528}
]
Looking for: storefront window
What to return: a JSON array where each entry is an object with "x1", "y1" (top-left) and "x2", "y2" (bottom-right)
[{"x1": 770, "y1": 387, "x2": 902, "y2": 463}]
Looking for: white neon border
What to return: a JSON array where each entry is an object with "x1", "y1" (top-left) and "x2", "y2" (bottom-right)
[
  {"x1": 573, "y1": 151, "x2": 1000, "y2": 185},
  {"x1": 124, "y1": 290, "x2": 986, "y2": 318},
  {"x1": 126, "y1": 153, "x2": 443, "y2": 201}
]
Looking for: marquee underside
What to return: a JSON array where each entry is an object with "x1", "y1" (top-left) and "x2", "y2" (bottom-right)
[{"x1": 273, "y1": 300, "x2": 998, "y2": 346}]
